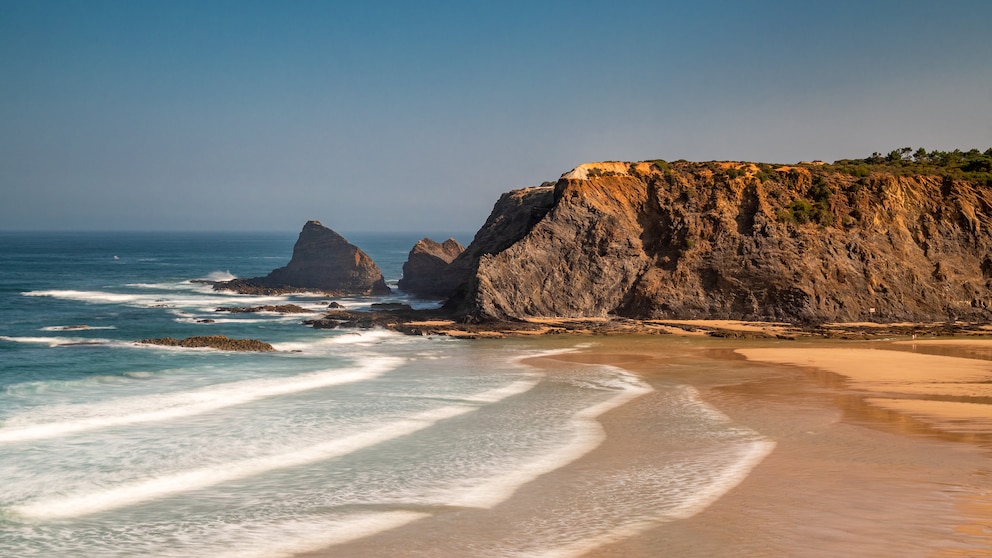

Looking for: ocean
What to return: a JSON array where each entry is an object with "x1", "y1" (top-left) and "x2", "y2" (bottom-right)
[{"x1": 0, "y1": 232, "x2": 773, "y2": 557}]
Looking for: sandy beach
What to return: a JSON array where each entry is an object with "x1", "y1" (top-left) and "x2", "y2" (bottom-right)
[
  {"x1": 581, "y1": 337, "x2": 992, "y2": 557},
  {"x1": 301, "y1": 335, "x2": 992, "y2": 557}
]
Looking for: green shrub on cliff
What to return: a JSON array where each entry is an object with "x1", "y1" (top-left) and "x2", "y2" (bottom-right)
[
  {"x1": 648, "y1": 159, "x2": 669, "y2": 173},
  {"x1": 830, "y1": 147, "x2": 992, "y2": 185},
  {"x1": 777, "y1": 198, "x2": 834, "y2": 227}
]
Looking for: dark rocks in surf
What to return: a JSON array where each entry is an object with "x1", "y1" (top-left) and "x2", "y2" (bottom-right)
[
  {"x1": 214, "y1": 220, "x2": 390, "y2": 296},
  {"x1": 397, "y1": 238, "x2": 465, "y2": 298},
  {"x1": 215, "y1": 304, "x2": 312, "y2": 314},
  {"x1": 137, "y1": 335, "x2": 276, "y2": 352},
  {"x1": 370, "y1": 302, "x2": 413, "y2": 311}
]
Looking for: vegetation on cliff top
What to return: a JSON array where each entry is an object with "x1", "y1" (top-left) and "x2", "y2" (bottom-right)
[
  {"x1": 628, "y1": 148, "x2": 991, "y2": 231},
  {"x1": 822, "y1": 147, "x2": 992, "y2": 185}
]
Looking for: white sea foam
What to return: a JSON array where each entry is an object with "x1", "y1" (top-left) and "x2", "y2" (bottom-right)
[
  {"x1": 532, "y1": 388, "x2": 777, "y2": 558},
  {"x1": 23, "y1": 290, "x2": 145, "y2": 304},
  {"x1": 125, "y1": 282, "x2": 190, "y2": 290},
  {"x1": 175, "y1": 315, "x2": 312, "y2": 325},
  {"x1": 11, "y1": 379, "x2": 539, "y2": 519},
  {"x1": 538, "y1": 440, "x2": 776, "y2": 558},
  {"x1": 507, "y1": 346, "x2": 580, "y2": 364},
  {"x1": 22, "y1": 289, "x2": 290, "y2": 309},
  {"x1": 212, "y1": 512, "x2": 430, "y2": 558},
  {"x1": 329, "y1": 329, "x2": 405, "y2": 345},
  {"x1": 39, "y1": 325, "x2": 117, "y2": 332},
  {"x1": 0, "y1": 335, "x2": 113, "y2": 347},
  {"x1": 202, "y1": 270, "x2": 237, "y2": 281},
  {"x1": 449, "y1": 368, "x2": 652, "y2": 509},
  {"x1": 270, "y1": 331, "x2": 413, "y2": 354},
  {"x1": 0, "y1": 358, "x2": 402, "y2": 445}
]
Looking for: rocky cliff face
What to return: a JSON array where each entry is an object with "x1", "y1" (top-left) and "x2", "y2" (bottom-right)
[
  {"x1": 218, "y1": 220, "x2": 389, "y2": 295},
  {"x1": 447, "y1": 161, "x2": 992, "y2": 324},
  {"x1": 397, "y1": 238, "x2": 465, "y2": 298},
  {"x1": 441, "y1": 186, "x2": 556, "y2": 315}
]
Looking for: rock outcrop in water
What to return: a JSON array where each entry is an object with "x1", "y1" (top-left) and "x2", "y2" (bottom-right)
[
  {"x1": 397, "y1": 238, "x2": 465, "y2": 297},
  {"x1": 137, "y1": 335, "x2": 276, "y2": 352},
  {"x1": 441, "y1": 157, "x2": 992, "y2": 324},
  {"x1": 214, "y1": 304, "x2": 312, "y2": 314},
  {"x1": 216, "y1": 220, "x2": 389, "y2": 296}
]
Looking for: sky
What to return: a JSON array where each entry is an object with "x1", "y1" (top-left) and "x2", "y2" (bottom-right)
[{"x1": 2, "y1": 0, "x2": 991, "y2": 232}]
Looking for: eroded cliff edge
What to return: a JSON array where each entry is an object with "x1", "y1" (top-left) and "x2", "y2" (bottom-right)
[{"x1": 443, "y1": 159, "x2": 992, "y2": 324}]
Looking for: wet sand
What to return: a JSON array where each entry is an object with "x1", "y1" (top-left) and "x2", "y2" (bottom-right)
[
  {"x1": 304, "y1": 336, "x2": 992, "y2": 557},
  {"x1": 592, "y1": 338, "x2": 992, "y2": 557}
]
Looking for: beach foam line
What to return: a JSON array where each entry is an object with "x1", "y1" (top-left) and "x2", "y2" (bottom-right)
[
  {"x1": 541, "y1": 440, "x2": 776, "y2": 558},
  {"x1": 539, "y1": 387, "x2": 776, "y2": 558},
  {"x1": 0, "y1": 358, "x2": 402, "y2": 445},
  {"x1": 39, "y1": 325, "x2": 117, "y2": 331},
  {"x1": 10, "y1": 379, "x2": 540, "y2": 519},
  {"x1": 22, "y1": 289, "x2": 290, "y2": 309},
  {"x1": 450, "y1": 367, "x2": 653, "y2": 509},
  {"x1": 177, "y1": 315, "x2": 314, "y2": 325},
  {"x1": 212, "y1": 512, "x2": 430, "y2": 558},
  {"x1": 271, "y1": 331, "x2": 419, "y2": 354},
  {"x1": 124, "y1": 282, "x2": 195, "y2": 290},
  {"x1": 201, "y1": 270, "x2": 237, "y2": 282},
  {"x1": 0, "y1": 335, "x2": 114, "y2": 347}
]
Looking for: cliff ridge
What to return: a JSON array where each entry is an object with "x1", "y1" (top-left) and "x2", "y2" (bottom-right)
[{"x1": 440, "y1": 153, "x2": 992, "y2": 324}]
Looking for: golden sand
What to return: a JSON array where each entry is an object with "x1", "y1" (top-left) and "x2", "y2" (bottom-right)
[
  {"x1": 648, "y1": 319, "x2": 793, "y2": 335},
  {"x1": 737, "y1": 346, "x2": 992, "y2": 443},
  {"x1": 737, "y1": 347, "x2": 992, "y2": 388},
  {"x1": 866, "y1": 398, "x2": 992, "y2": 433},
  {"x1": 894, "y1": 338, "x2": 992, "y2": 348}
]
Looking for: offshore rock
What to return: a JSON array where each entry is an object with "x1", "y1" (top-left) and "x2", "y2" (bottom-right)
[
  {"x1": 216, "y1": 221, "x2": 389, "y2": 296},
  {"x1": 137, "y1": 335, "x2": 275, "y2": 352},
  {"x1": 397, "y1": 238, "x2": 465, "y2": 297},
  {"x1": 214, "y1": 304, "x2": 312, "y2": 313},
  {"x1": 447, "y1": 160, "x2": 992, "y2": 324}
]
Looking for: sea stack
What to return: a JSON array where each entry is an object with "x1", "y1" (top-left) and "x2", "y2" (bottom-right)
[
  {"x1": 397, "y1": 238, "x2": 465, "y2": 298},
  {"x1": 216, "y1": 220, "x2": 390, "y2": 295}
]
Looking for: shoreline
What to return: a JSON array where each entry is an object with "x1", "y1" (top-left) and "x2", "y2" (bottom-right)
[
  {"x1": 560, "y1": 337, "x2": 992, "y2": 557},
  {"x1": 303, "y1": 306, "x2": 992, "y2": 341},
  {"x1": 299, "y1": 335, "x2": 992, "y2": 557}
]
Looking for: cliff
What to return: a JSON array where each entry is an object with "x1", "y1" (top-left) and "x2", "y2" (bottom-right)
[
  {"x1": 217, "y1": 220, "x2": 389, "y2": 296},
  {"x1": 445, "y1": 157, "x2": 992, "y2": 324}
]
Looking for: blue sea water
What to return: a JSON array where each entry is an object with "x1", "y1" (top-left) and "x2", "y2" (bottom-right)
[{"x1": 0, "y1": 232, "x2": 772, "y2": 557}]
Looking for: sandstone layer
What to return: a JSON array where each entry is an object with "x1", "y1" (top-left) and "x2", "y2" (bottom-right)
[
  {"x1": 216, "y1": 220, "x2": 389, "y2": 296},
  {"x1": 443, "y1": 160, "x2": 992, "y2": 324}
]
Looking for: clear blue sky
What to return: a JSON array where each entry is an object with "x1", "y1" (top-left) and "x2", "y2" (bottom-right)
[{"x1": 2, "y1": 0, "x2": 990, "y2": 232}]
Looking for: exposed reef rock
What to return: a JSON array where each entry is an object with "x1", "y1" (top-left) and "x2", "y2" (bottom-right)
[
  {"x1": 214, "y1": 304, "x2": 312, "y2": 314},
  {"x1": 397, "y1": 238, "x2": 465, "y2": 297},
  {"x1": 215, "y1": 220, "x2": 389, "y2": 296},
  {"x1": 137, "y1": 335, "x2": 275, "y2": 352},
  {"x1": 443, "y1": 159, "x2": 992, "y2": 324}
]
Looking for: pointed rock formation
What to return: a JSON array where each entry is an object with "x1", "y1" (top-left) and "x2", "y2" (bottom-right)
[
  {"x1": 397, "y1": 238, "x2": 465, "y2": 298},
  {"x1": 216, "y1": 220, "x2": 390, "y2": 295}
]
